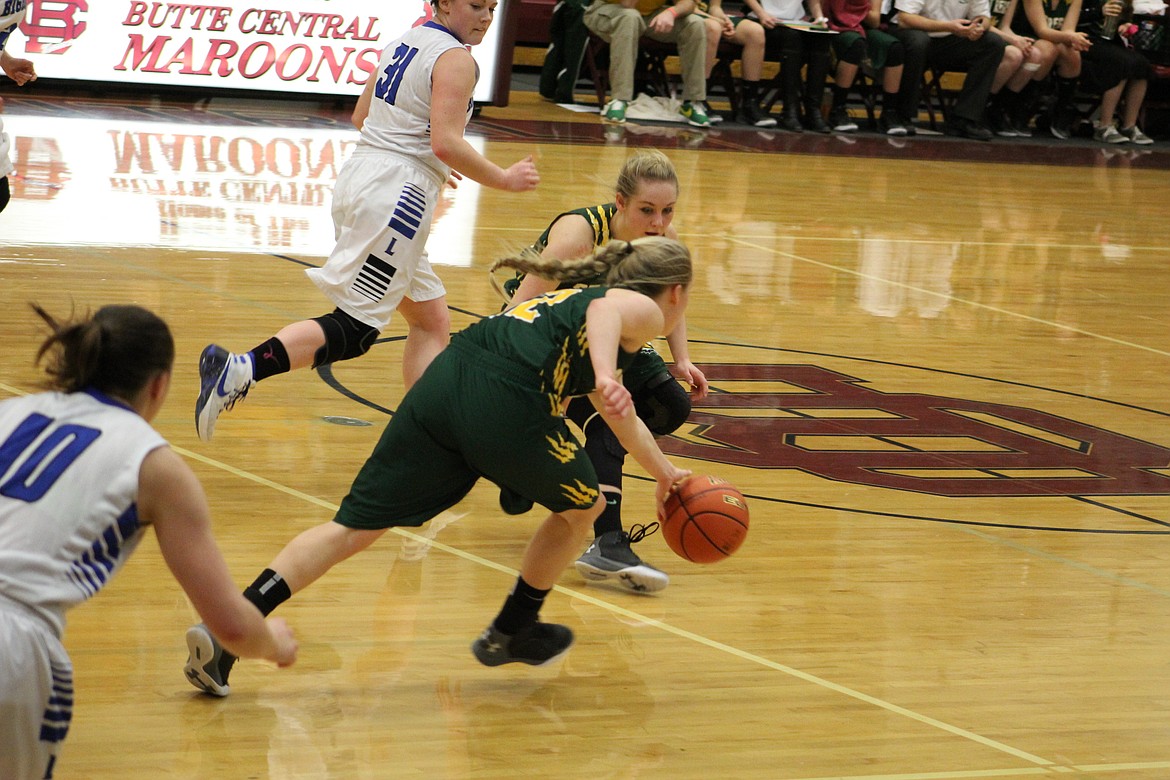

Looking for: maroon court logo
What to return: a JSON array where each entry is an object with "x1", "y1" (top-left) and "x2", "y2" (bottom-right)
[
  {"x1": 19, "y1": 0, "x2": 87, "y2": 55},
  {"x1": 663, "y1": 363, "x2": 1170, "y2": 498}
]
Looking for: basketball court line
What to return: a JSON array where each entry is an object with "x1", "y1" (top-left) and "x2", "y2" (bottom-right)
[
  {"x1": 172, "y1": 443, "x2": 1058, "y2": 770},
  {"x1": 2, "y1": 385, "x2": 1167, "y2": 775}
]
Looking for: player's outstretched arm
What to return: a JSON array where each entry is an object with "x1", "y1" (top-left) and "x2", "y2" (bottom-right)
[
  {"x1": 429, "y1": 48, "x2": 539, "y2": 192},
  {"x1": 137, "y1": 447, "x2": 298, "y2": 667}
]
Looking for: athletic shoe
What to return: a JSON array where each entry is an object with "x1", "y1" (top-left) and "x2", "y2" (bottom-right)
[
  {"x1": 195, "y1": 345, "x2": 253, "y2": 442},
  {"x1": 574, "y1": 524, "x2": 669, "y2": 594},
  {"x1": 679, "y1": 100, "x2": 711, "y2": 128},
  {"x1": 878, "y1": 112, "x2": 908, "y2": 136},
  {"x1": 986, "y1": 103, "x2": 1018, "y2": 137},
  {"x1": 1093, "y1": 123, "x2": 1128, "y2": 144},
  {"x1": 1049, "y1": 107, "x2": 1078, "y2": 140},
  {"x1": 184, "y1": 623, "x2": 237, "y2": 697},
  {"x1": 471, "y1": 621, "x2": 574, "y2": 667},
  {"x1": 736, "y1": 99, "x2": 777, "y2": 128},
  {"x1": 829, "y1": 106, "x2": 858, "y2": 133},
  {"x1": 1119, "y1": 125, "x2": 1154, "y2": 145},
  {"x1": 602, "y1": 99, "x2": 628, "y2": 124}
]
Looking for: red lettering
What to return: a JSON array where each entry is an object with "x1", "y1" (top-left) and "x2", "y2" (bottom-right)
[
  {"x1": 275, "y1": 44, "x2": 313, "y2": 81},
  {"x1": 114, "y1": 34, "x2": 171, "y2": 73},
  {"x1": 123, "y1": 1, "x2": 147, "y2": 25}
]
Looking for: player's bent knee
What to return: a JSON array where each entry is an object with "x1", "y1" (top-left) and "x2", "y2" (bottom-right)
[
  {"x1": 635, "y1": 373, "x2": 693, "y2": 436},
  {"x1": 311, "y1": 308, "x2": 380, "y2": 368}
]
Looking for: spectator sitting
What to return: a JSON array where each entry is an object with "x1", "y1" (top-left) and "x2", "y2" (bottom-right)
[
  {"x1": 1013, "y1": 0, "x2": 1092, "y2": 138},
  {"x1": 704, "y1": 0, "x2": 779, "y2": 126},
  {"x1": 822, "y1": 0, "x2": 910, "y2": 134},
  {"x1": 584, "y1": 0, "x2": 715, "y2": 126},
  {"x1": 1076, "y1": 0, "x2": 1154, "y2": 143},
  {"x1": 743, "y1": 0, "x2": 834, "y2": 132},
  {"x1": 891, "y1": 0, "x2": 1009, "y2": 140}
]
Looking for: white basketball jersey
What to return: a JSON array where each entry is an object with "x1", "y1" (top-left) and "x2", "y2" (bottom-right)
[
  {"x1": 0, "y1": 0, "x2": 28, "y2": 180},
  {"x1": 0, "y1": 390, "x2": 166, "y2": 637},
  {"x1": 0, "y1": 0, "x2": 28, "y2": 53},
  {"x1": 358, "y1": 20, "x2": 476, "y2": 181}
]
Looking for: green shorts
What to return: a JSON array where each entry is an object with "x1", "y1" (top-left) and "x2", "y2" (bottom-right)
[
  {"x1": 334, "y1": 338, "x2": 600, "y2": 530},
  {"x1": 832, "y1": 28, "x2": 899, "y2": 70}
]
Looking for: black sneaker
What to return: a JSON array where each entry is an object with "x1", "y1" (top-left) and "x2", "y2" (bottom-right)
[
  {"x1": 1049, "y1": 106, "x2": 1078, "y2": 140},
  {"x1": 986, "y1": 103, "x2": 1017, "y2": 137},
  {"x1": 471, "y1": 621, "x2": 574, "y2": 667},
  {"x1": 574, "y1": 525, "x2": 669, "y2": 593},
  {"x1": 736, "y1": 99, "x2": 777, "y2": 128},
  {"x1": 829, "y1": 106, "x2": 859, "y2": 133},
  {"x1": 184, "y1": 623, "x2": 238, "y2": 697},
  {"x1": 878, "y1": 112, "x2": 908, "y2": 136}
]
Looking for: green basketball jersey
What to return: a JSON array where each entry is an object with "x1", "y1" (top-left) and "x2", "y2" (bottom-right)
[
  {"x1": 502, "y1": 204, "x2": 618, "y2": 299},
  {"x1": 458, "y1": 286, "x2": 638, "y2": 409}
]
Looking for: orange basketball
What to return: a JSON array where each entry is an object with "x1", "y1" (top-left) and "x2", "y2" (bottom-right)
[{"x1": 661, "y1": 475, "x2": 749, "y2": 564}]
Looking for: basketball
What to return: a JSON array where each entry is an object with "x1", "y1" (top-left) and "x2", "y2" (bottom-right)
[{"x1": 661, "y1": 475, "x2": 749, "y2": 564}]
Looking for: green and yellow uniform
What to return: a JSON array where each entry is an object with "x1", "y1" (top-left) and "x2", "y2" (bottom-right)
[
  {"x1": 503, "y1": 203, "x2": 671, "y2": 393},
  {"x1": 334, "y1": 287, "x2": 639, "y2": 530}
]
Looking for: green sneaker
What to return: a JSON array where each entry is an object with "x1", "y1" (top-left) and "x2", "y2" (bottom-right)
[
  {"x1": 602, "y1": 99, "x2": 627, "y2": 124},
  {"x1": 680, "y1": 100, "x2": 711, "y2": 128}
]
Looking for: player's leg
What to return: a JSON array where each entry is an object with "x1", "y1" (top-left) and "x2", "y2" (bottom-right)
[
  {"x1": 0, "y1": 616, "x2": 71, "y2": 780},
  {"x1": 396, "y1": 260, "x2": 450, "y2": 389},
  {"x1": 196, "y1": 158, "x2": 440, "y2": 441},
  {"x1": 569, "y1": 365, "x2": 691, "y2": 593}
]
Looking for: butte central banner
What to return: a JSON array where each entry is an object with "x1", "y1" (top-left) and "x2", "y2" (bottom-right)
[{"x1": 10, "y1": 1, "x2": 513, "y2": 103}]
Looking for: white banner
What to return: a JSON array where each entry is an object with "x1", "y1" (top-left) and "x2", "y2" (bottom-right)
[
  {"x1": 1, "y1": 113, "x2": 482, "y2": 263},
  {"x1": 9, "y1": 1, "x2": 511, "y2": 102}
]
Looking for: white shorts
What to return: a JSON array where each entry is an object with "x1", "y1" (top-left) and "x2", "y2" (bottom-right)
[
  {"x1": 0, "y1": 605, "x2": 72, "y2": 780},
  {"x1": 0, "y1": 115, "x2": 13, "y2": 180},
  {"x1": 306, "y1": 148, "x2": 446, "y2": 331}
]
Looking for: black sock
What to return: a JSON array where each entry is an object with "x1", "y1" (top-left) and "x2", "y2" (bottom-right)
[
  {"x1": 243, "y1": 568, "x2": 292, "y2": 617},
  {"x1": 493, "y1": 576, "x2": 550, "y2": 635},
  {"x1": 1055, "y1": 75, "x2": 1077, "y2": 109},
  {"x1": 831, "y1": 84, "x2": 850, "y2": 110},
  {"x1": 593, "y1": 489, "x2": 623, "y2": 538},
  {"x1": 882, "y1": 90, "x2": 898, "y2": 113},
  {"x1": 248, "y1": 337, "x2": 291, "y2": 382}
]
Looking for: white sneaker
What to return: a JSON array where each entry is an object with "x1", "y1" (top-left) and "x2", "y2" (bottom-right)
[
  {"x1": 1119, "y1": 125, "x2": 1154, "y2": 145},
  {"x1": 574, "y1": 526, "x2": 669, "y2": 593},
  {"x1": 195, "y1": 345, "x2": 254, "y2": 441},
  {"x1": 1093, "y1": 123, "x2": 1129, "y2": 144}
]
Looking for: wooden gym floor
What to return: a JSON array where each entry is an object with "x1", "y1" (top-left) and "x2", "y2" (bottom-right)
[{"x1": 1, "y1": 85, "x2": 1170, "y2": 779}]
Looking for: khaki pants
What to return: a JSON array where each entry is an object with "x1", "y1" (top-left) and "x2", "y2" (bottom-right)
[{"x1": 583, "y1": 1, "x2": 708, "y2": 103}]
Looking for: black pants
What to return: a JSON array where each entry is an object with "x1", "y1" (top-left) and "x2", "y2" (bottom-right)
[
  {"x1": 891, "y1": 27, "x2": 1007, "y2": 123},
  {"x1": 766, "y1": 25, "x2": 832, "y2": 111}
]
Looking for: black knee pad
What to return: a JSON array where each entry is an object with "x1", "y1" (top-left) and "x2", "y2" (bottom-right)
[
  {"x1": 565, "y1": 396, "x2": 628, "y2": 472},
  {"x1": 0, "y1": 177, "x2": 9, "y2": 214},
  {"x1": 311, "y1": 308, "x2": 379, "y2": 368},
  {"x1": 633, "y1": 372, "x2": 692, "y2": 436}
]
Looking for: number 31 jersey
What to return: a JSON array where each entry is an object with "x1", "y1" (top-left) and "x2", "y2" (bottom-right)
[
  {"x1": 0, "y1": 390, "x2": 166, "y2": 638},
  {"x1": 359, "y1": 20, "x2": 476, "y2": 182}
]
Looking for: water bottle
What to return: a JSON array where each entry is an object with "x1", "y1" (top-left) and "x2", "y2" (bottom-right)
[{"x1": 1098, "y1": 0, "x2": 1122, "y2": 38}]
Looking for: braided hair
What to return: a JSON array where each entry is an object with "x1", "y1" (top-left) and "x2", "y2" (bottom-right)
[{"x1": 491, "y1": 236, "x2": 692, "y2": 300}]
